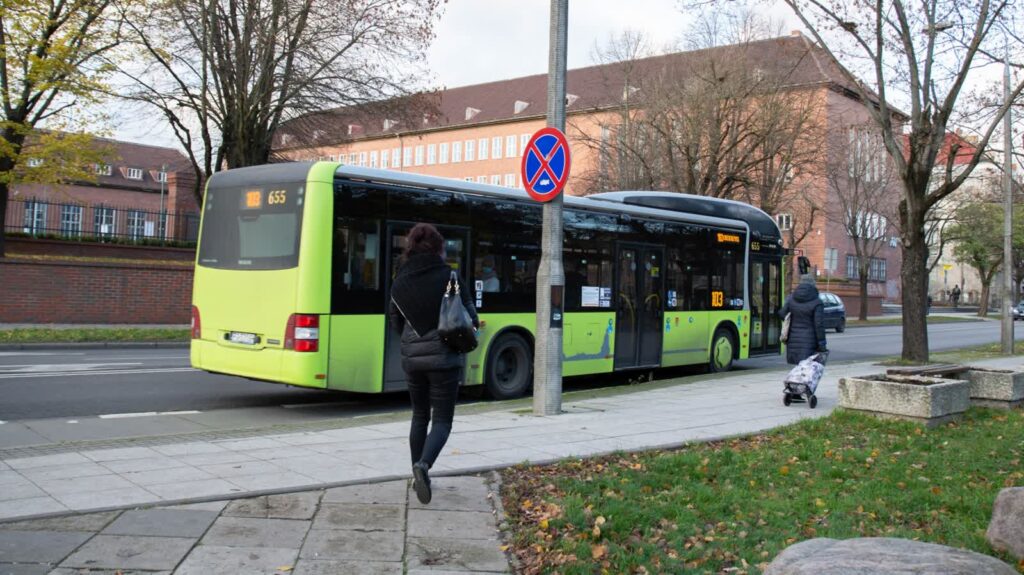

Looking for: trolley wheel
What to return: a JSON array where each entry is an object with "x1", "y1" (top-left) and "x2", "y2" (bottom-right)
[
  {"x1": 484, "y1": 333, "x2": 533, "y2": 400},
  {"x1": 708, "y1": 328, "x2": 736, "y2": 373},
  {"x1": 783, "y1": 394, "x2": 792, "y2": 407},
  {"x1": 809, "y1": 395, "x2": 818, "y2": 409}
]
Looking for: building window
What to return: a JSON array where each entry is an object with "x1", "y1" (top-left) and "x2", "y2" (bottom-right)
[
  {"x1": 127, "y1": 210, "x2": 146, "y2": 239},
  {"x1": 391, "y1": 148, "x2": 400, "y2": 168},
  {"x1": 94, "y1": 163, "x2": 112, "y2": 176},
  {"x1": 380, "y1": 150, "x2": 388, "y2": 168},
  {"x1": 869, "y1": 258, "x2": 887, "y2": 281},
  {"x1": 26, "y1": 157, "x2": 43, "y2": 168},
  {"x1": 439, "y1": 143, "x2": 449, "y2": 164},
  {"x1": 358, "y1": 152, "x2": 367, "y2": 167},
  {"x1": 60, "y1": 205, "x2": 83, "y2": 237},
  {"x1": 452, "y1": 141, "x2": 462, "y2": 163},
  {"x1": 492, "y1": 137, "x2": 502, "y2": 159},
  {"x1": 506, "y1": 135, "x2": 517, "y2": 158},
  {"x1": 520, "y1": 134, "x2": 530, "y2": 154},
  {"x1": 489, "y1": 175, "x2": 501, "y2": 185},
  {"x1": 126, "y1": 167, "x2": 143, "y2": 180},
  {"x1": 504, "y1": 174, "x2": 516, "y2": 187},
  {"x1": 464, "y1": 176, "x2": 474, "y2": 182},
  {"x1": 824, "y1": 248, "x2": 838, "y2": 272},
  {"x1": 348, "y1": 153, "x2": 357, "y2": 165},
  {"x1": 370, "y1": 150, "x2": 378, "y2": 168},
  {"x1": 476, "y1": 175, "x2": 486, "y2": 183},
  {"x1": 23, "y1": 201, "x2": 47, "y2": 234},
  {"x1": 403, "y1": 147, "x2": 412, "y2": 168},
  {"x1": 427, "y1": 144, "x2": 436, "y2": 165},
  {"x1": 156, "y1": 171, "x2": 168, "y2": 183},
  {"x1": 478, "y1": 138, "x2": 488, "y2": 160},
  {"x1": 465, "y1": 140, "x2": 475, "y2": 162},
  {"x1": 414, "y1": 145, "x2": 424, "y2": 166},
  {"x1": 776, "y1": 213, "x2": 792, "y2": 231},
  {"x1": 94, "y1": 207, "x2": 115, "y2": 238}
]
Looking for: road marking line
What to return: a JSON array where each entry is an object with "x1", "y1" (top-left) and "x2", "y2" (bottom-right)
[
  {"x1": 98, "y1": 410, "x2": 202, "y2": 419},
  {"x1": 0, "y1": 367, "x2": 197, "y2": 379},
  {"x1": 67, "y1": 420, "x2": 79, "y2": 424}
]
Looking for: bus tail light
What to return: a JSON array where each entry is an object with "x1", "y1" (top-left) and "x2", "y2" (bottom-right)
[
  {"x1": 191, "y1": 306, "x2": 201, "y2": 339},
  {"x1": 285, "y1": 314, "x2": 319, "y2": 352}
]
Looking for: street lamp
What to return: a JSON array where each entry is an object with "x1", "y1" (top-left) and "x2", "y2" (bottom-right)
[
  {"x1": 1001, "y1": 33, "x2": 1014, "y2": 354},
  {"x1": 159, "y1": 163, "x2": 167, "y2": 242}
]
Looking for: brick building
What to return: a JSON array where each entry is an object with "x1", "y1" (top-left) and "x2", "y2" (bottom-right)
[
  {"x1": 5, "y1": 136, "x2": 201, "y2": 243},
  {"x1": 274, "y1": 32, "x2": 905, "y2": 312}
]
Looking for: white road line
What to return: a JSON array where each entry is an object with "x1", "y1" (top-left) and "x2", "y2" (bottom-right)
[
  {"x1": 281, "y1": 401, "x2": 356, "y2": 409},
  {"x1": 0, "y1": 421, "x2": 5, "y2": 425},
  {"x1": 0, "y1": 362, "x2": 142, "y2": 373},
  {"x1": 0, "y1": 352, "x2": 85, "y2": 357},
  {"x1": 98, "y1": 410, "x2": 201, "y2": 419},
  {"x1": 0, "y1": 367, "x2": 197, "y2": 379}
]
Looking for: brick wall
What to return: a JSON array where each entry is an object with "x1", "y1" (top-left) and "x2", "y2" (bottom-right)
[
  {"x1": 6, "y1": 237, "x2": 195, "y2": 262},
  {"x1": 0, "y1": 258, "x2": 193, "y2": 324}
]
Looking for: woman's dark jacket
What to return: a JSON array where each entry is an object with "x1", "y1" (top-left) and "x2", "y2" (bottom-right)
[
  {"x1": 388, "y1": 253, "x2": 479, "y2": 373},
  {"x1": 779, "y1": 282, "x2": 826, "y2": 365}
]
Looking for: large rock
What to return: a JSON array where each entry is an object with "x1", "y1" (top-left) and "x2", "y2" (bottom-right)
[
  {"x1": 764, "y1": 537, "x2": 1016, "y2": 575},
  {"x1": 987, "y1": 487, "x2": 1024, "y2": 560}
]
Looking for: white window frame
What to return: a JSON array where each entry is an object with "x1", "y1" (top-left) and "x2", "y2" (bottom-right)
[
  {"x1": 94, "y1": 163, "x2": 112, "y2": 176},
  {"x1": 370, "y1": 150, "x2": 379, "y2": 168},
  {"x1": 414, "y1": 145, "x2": 424, "y2": 166},
  {"x1": 452, "y1": 141, "x2": 462, "y2": 163},
  {"x1": 427, "y1": 144, "x2": 436, "y2": 165},
  {"x1": 506, "y1": 135, "x2": 518, "y2": 158},
  {"x1": 504, "y1": 174, "x2": 516, "y2": 187},
  {"x1": 94, "y1": 206, "x2": 115, "y2": 237},
  {"x1": 776, "y1": 213, "x2": 793, "y2": 231},
  {"x1": 348, "y1": 153, "x2": 357, "y2": 165},
  {"x1": 520, "y1": 134, "x2": 530, "y2": 154},
  {"x1": 127, "y1": 210, "x2": 146, "y2": 240},
  {"x1": 403, "y1": 147, "x2": 412, "y2": 168},
  {"x1": 491, "y1": 137, "x2": 502, "y2": 159},
  {"x1": 23, "y1": 201, "x2": 47, "y2": 234},
  {"x1": 476, "y1": 175, "x2": 486, "y2": 183},
  {"x1": 391, "y1": 148, "x2": 401, "y2": 168},
  {"x1": 358, "y1": 152, "x2": 367, "y2": 167},
  {"x1": 60, "y1": 204, "x2": 83, "y2": 237},
  {"x1": 26, "y1": 158, "x2": 43, "y2": 168},
  {"x1": 156, "y1": 171, "x2": 168, "y2": 183},
  {"x1": 464, "y1": 140, "x2": 475, "y2": 162},
  {"x1": 489, "y1": 175, "x2": 501, "y2": 185},
  {"x1": 380, "y1": 150, "x2": 389, "y2": 168},
  {"x1": 478, "y1": 138, "x2": 488, "y2": 160},
  {"x1": 126, "y1": 167, "x2": 144, "y2": 180},
  {"x1": 439, "y1": 143, "x2": 449, "y2": 164}
]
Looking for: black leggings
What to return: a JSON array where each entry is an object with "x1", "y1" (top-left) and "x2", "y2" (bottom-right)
[{"x1": 406, "y1": 367, "x2": 461, "y2": 468}]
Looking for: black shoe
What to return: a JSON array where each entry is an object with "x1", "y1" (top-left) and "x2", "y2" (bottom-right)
[{"x1": 412, "y1": 462, "x2": 432, "y2": 504}]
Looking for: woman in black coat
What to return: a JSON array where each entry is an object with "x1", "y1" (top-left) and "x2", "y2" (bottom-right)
[
  {"x1": 779, "y1": 274, "x2": 827, "y2": 364},
  {"x1": 388, "y1": 223, "x2": 478, "y2": 504}
]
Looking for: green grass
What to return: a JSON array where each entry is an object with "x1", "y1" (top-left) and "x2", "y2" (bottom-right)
[
  {"x1": 878, "y1": 342, "x2": 1024, "y2": 366},
  {"x1": 500, "y1": 409, "x2": 1024, "y2": 574},
  {"x1": 0, "y1": 327, "x2": 189, "y2": 344},
  {"x1": 847, "y1": 315, "x2": 983, "y2": 327}
]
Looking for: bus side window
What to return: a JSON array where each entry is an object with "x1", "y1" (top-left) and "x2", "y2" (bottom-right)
[{"x1": 332, "y1": 217, "x2": 382, "y2": 313}]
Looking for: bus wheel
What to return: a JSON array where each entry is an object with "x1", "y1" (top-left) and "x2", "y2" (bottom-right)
[
  {"x1": 485, "y1": 333, "x2": 533, "y2": 399},
  {"x1": 709, "y1": 328, "x2": 735, "y2": 373}
]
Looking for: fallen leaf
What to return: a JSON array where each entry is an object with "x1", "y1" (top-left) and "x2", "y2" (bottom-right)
[
  {"x1": 780, "y1": 466, "x2": 790, "y2": 475},
  {"x1": 276, "y1": 567, "x2": 293, "y2": 573},
  {"x1": 539, "y1": 519, "x2": 549, "y2": 529},
  {"x1": 591, "y1": 544, "x2": 607, "y2": 559},
  {"x1": 595, "y1": 516, "x2": 606, "y2": 526}
]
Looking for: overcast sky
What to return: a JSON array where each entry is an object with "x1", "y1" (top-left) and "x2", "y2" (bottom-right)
[{"x1": 113, "y1": 0, "x2": 797, "y2": 148}]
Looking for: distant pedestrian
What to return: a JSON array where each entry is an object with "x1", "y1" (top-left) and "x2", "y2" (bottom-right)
[
  {"x1": 388, "y1": 223, "x2": 479, "y2": 504},
  {"x1": 779, "y1": 274, "x2": 826, "y2": 365},
  {"x1": 951, "y1": 285, "x2": 961, "y2": 309}
]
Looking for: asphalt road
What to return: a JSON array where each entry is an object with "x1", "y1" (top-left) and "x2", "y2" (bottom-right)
[{"x1": 0, "y1": 320, "x2": 1021, "y2": 447}]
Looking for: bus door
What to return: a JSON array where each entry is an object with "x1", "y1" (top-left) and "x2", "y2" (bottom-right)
[
  {"x1": 614, "y1": 244, "x2": 665, "y2": 369},
  {"x1": 749, "y1": 256, "x2": 783, "y2": 354},
  {"x1": 382, "y1": 223, "x2": 469, "y2": 391}
]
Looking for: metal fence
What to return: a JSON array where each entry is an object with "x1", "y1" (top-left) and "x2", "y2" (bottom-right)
[{"x1": 5, "y1": 198, "x2": 200, "y2": 246}]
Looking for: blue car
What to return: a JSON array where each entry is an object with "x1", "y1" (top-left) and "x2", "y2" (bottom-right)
[{"x1": 819, "y1": 292, "x2": 847, "y2": 332}]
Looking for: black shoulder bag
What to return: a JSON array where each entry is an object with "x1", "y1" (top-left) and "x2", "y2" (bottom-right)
[{"x1": 438, "y1": 271, "x2": 478, "y2": 353}]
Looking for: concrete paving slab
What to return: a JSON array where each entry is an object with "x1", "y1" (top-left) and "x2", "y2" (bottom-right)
[
  {"x1": 159, "y1": 500, "x2": 228, "y2": 513},
  {"x1": 54, "y1": 487, "x2": 159, "y2": 512},
  {"x1": 151, "y1": 442, "x2": 226, "y2": 457},
  {"x1": 196, "y1": 460, "x2": 284, "y2": 478},
  {"x1": 292, "y1": 559, "x2": 402, "y2": 575},
  {"x1": 102, "y1": 509, "x2": 218, "y2": 538},
  {"x1": 322, "y1": 481, "x2": 407, "y2": 505},
  {"x1": 0, "y1": 512, "x2": 117, "y2": 532},
  {"x1": 0, "y1": 497, "x2": 68, "y2": 521},
  {"x1": 174, "y1": 451, "x2": 256, "y2": 467},
  {"x1": 100, "y1": 456, "x2": 189, "y2": 474},
  {"x1": 239, "y1": 446, "x2": 320, "y2": 461},
  {"x1": 80, "y1": 447, "x2": 161, "y2": 463},
  {"x1": 19, "y1": 463, "x2": 112, "y2": 482},
  {"x1": 225, "y1": 471, "x2": 318, "y2": 492},
  {"x1": 0, "y1": 563, "x2": 53, "y2": 575},
  {"x1": 407, "y1": 571, "x2": 508, "y2": 575},
  {"x1": 3, "y1": 454, "x2": 91, "y2": 472},
  {"x1": 311, "y1": 503, "x2": 403, "y2": 532},
  {"x1": 210, "y1": 437, "x2": 288, "y2": 451},
  {"x1": 409, "y1": 477, "x2": 493, "y2": 513},
  {"x1": 299, "y1": 530, "x2": 403, "y2": 562},
  {"x1": 0, "y1": 530, "x2": 91, "y2": 564},
  {"x1": 406, "y1": 537, "x2": 509, "y2": 573},
  {"x1": 23, "y1": 417, "x2": 201, "y2": 445},
  {"x1": 48, "y1": 568, "x2": 171, "y2": 575},
  {"x1": 262, "y1": 433, "x2": 339, "y2": 447},
  {"x1": 173, "y1": 545, "x2": 298, "y2": 575},
  {"x1": 120, "y1": 465, "x2": 216, "y2": 486},
  {"x1": 0, "y1": 423, "x2": 52, "y2": 450},
  {"x1": 59, "y1": 535, "x2": 194, "y2": 571},
  {"x1": 0, "y1": 482, "x2": 46, "y2": 503},
  {"x1": 34, "y1": 475, "x2": 136, "y2": 497},
  {"x1": 223, "y1": 492, "x2": 322, "y2": 520},
  {"x1": 201, "y1": 517, "x2": 309, "y2": 549},
  {"x1": 0, "y1": 472, "x2": 24, "y2": 487},
  {"x1": 144, "y1": 479, "x2": 241, "y2": 501},
  {"x1": 407, "y1": 510, "x2": 499, "y2": 540}
]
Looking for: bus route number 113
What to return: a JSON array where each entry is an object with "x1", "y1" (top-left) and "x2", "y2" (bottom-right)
[{"x1": 711, "y1": 291, "x2": 724, "y2": 308}]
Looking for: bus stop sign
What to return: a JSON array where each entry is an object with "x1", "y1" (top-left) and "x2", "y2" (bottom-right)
[{"x1": 521, "y1": 127, "x2": 571, "y2": 202}]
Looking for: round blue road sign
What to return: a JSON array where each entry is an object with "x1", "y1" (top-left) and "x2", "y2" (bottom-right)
[{"x1": 520, "y1": 127, "x2": 571, "y2": 202}]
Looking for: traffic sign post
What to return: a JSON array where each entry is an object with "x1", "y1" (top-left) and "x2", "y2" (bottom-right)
[{"x1": 532, "y1": 0, "x2": 568, "y2": 417}]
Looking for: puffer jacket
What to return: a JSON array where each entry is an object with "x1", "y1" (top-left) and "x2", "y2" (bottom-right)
[
  {"x1": 779, "y1": 281, "x2": 826, "y2": 365},
  {"x1": 388, "y1": 253, "x2": 479, "y2": 373}
]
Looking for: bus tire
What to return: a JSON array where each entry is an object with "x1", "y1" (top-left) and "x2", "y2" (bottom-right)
[
  {"x1": 485, "y1": 333, "x2": 533, "y2": 400},
  {"x1": 709, "y1": 327, "x2": 735, "y2": 373}
]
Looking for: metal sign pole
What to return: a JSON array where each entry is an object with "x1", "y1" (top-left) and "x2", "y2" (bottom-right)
[
  {"x1": 1001, "y1": 41, "x2": 1014, "y2": 354},
  {"x1": 533, "y1": 0, "x2": 567, "y2": 416}
]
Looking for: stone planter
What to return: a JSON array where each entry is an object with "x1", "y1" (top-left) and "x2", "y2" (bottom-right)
[
  {"x1": 838, "y1": 374, "x2": 970, "y2": 427},
  {"x1": 960, "y1": 368, "x2": 1024, "y2": 409}
]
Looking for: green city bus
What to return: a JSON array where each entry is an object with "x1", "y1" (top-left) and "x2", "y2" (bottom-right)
[{"x1": 190, "y1": 162, "x2": 784, "y2": 398}]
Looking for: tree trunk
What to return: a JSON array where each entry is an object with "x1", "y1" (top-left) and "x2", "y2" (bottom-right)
[
  {"x1": 0, "y1": 148, "x2": 19, "y2": 259},
  {"x1": 859, "y1": 275, "x2": 869, "y2": 321},
  {"x1": 0, "y1": 180, "x2": 8, "y2": 258},
  {"x1": 900, "y1": 228, "x2": 930, "y2": 362},
  {"x1": 978, "y1": 281, "x2": 991, "y2": 318}
]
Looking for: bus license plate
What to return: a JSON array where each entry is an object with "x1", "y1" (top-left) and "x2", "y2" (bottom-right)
[{"x1": 228, "y1": 331, "x2": 258, "y2": 345}]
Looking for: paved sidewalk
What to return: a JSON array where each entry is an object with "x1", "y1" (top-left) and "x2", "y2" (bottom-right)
[
  {"x1": 0, "y1": 475, "x2": 509, "y2": 574},
  {"x1": 2, "y1": 355, "x2": 1022, "y2": 573}
]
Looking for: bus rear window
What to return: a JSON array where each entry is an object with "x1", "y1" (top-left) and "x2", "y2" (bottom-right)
[{"x1": 197, "y1": 182, "x2": 305, "y2": 270}]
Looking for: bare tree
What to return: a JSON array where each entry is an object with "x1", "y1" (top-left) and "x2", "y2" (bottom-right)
[
  {"x1": 781, "y1": 0, "x2": 1024, "y2": 361},
  {"x1": 825, "y1": 124, "x2": 899, "y2": 320},
  {"x1": 117, "y1": 0, "x2": 442, "y2": 204}
]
